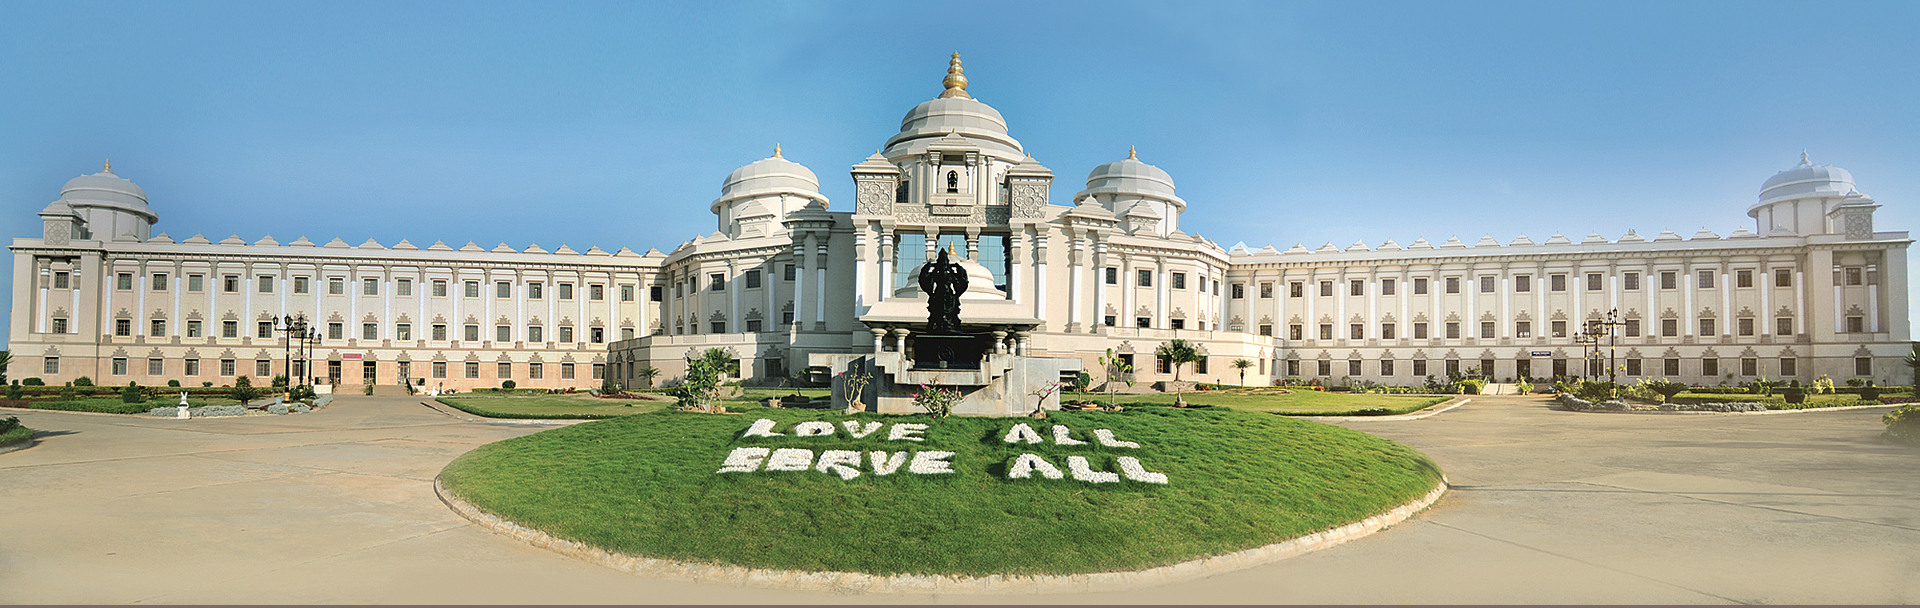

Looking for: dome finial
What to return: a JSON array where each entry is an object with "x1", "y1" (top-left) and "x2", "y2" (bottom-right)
[
  {"x1": 1799, "y1": 150, "x2": 1811, "y2": 166},
  {"x1": 773, "y1": 143, "x2": 782, "y2": 158},
  {"x1": 103, "y1": 159, "x2": 112, "y2": 174},
  {"x1": 1128, "y1": 145, "x2": 1137, "y2": 160},
  {"x1": 939, "y1": 52, "x2": 970, "y2": 99}
]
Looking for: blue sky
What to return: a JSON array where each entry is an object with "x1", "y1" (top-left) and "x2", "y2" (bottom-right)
[{"x1": 3, "y1": 0, "x2": 1916, "y2": 347}]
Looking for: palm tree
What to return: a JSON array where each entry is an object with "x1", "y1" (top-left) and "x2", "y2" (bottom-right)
[
  {"x1": 1154, "y1": 339, "x2": 1202, "y2": 381},
  {"x1": 1903, "y1": 342, "x2": 1920, "y2": 387},
  {"x1": 0, "y1": 350, "x2": 11, "y2": 385},
  {"x1": 1232, "y1": 358, "x2": 1254, "y2": 386},
  {"x1": 637, "y1": 366, "x2": 661, "y2": 388}
]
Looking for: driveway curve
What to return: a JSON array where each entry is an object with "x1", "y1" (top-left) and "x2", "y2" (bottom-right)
[{"x1": 1, "y1": 395, "x2": 1914, "y2": 604}]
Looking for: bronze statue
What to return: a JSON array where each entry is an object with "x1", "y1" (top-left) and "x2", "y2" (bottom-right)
[{"x1": 919, "y1": 248, "x2": 968, "y2": 335}]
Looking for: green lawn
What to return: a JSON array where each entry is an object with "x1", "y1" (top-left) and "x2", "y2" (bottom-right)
[
  {"x1": 725, "y1": 387, "x2": 833, "y2": 403},
  {"x1": 1069, "y1": 388, "x2": 1452, "y2": 416},
  {"x1": 1, "y1": 397, "x2": 261, "y2": 415},
  {"x1": 438, "y1": 394, "x2": 672, "y2": 419},
  {"x1": 440, "y1": 406, "x2": 1444, "y2": 577},
  {"x1": 0, "y1": 425, "x2": 32, "y2": 446}
]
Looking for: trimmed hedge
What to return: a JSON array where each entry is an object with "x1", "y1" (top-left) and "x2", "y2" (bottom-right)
[
  {"x1": 13, "y1": 399, "x2": 156, "y2": 414},
  {"x1": 435, "y1": 398, "x2": 625, "y2": 420}
]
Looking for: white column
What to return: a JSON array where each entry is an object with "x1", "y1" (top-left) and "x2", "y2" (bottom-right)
[
  {"x1": 1719, "y1": 264, "x2": 1731, "y2": 337},
  {"x1": 853, "y1": 233, "x2": 868, "y2": 312},
  {"x1": 1068, "y1": 236, "x2": 1085, "y2": 330},
  {"x1": 814, "y1": 244, "x2": 827, "y2": 328},
  {"x1": 1367, "y1": 270, "x2": 1379, "y2": 340},
  {"x1": 1155, "y1": 262, "x2": 1168, "y2": 329},
  {"x1": 137, "y1": 263, "x2": 148, "y2": 335},
  {"x1": 388, "y1": 265, "x2": 398, "y2": 340},
  {"x1": 1034, "y1": 233, "x2": 1048, "y2": 323},
  {"x1": 171, "y1": 263, "x2": 181, "y2": 336},
  {"x1": 1121, "y1": 254, "x2": 1135, "y2": 327},
  {"x1": 1335, "y1": 269, "x2": 1348, "y2": 341},
  {"x1": 1869, "y1": 284, "x2": 1881, "y2": 332},
  {"x1": 765, "y1": 264, "x2": 776, "y2": 333},
  {"x1": 1464, "y1": 267, "x2": 1476, "y2": 337},
  {"x1": 1397, "y1": 270, "x2": 1409, "y2": 341},
  {"x1": 1009, "y1": 231, "x2": 1025, "y2": 304},
  {"x1": 1760, "y1": 266, "x2": 1772, "y2": 335},
  {"x1": 728, "y1": 260, "x2": 740, "y2": 334},
  {"x1": 879, "y1": 233, "x2": 895, "y2": 304},
  {"x1": 1499, "y1": 270, "x2": 1510, "y2": 338},
  {"x1": 1093, "y1": 241, "x2": 1108, "y2": 329},
  {"x1": 1832, "y1": 285, "x2": 1844, "y2": 333}
]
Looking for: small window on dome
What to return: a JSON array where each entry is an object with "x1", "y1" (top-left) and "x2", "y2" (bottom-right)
[{"x1": 946, "y1": 171, "x2": 959, "y2": 193}]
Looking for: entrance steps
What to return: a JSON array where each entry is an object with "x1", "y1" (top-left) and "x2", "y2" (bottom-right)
[
  {"x1": 1481, "y1": 383, "x2": 1517, "y2": 395},
  {"x1": 372, "y1": 384, "x2": 414, "y2": 397}
]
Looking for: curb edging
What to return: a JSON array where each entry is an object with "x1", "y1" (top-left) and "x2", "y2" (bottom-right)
[{"x1": 435, "y1": 476, "x2": 1446, "y2": 594}]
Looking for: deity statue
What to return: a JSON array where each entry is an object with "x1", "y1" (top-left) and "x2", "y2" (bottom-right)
[{"x1": 919, "y1": 248, "x2": 968, "y2": 335}]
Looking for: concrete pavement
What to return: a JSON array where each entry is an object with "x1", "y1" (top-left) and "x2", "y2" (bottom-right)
[{"x1": 1, "y1": 394, "x2": 1915, "y2": 604}]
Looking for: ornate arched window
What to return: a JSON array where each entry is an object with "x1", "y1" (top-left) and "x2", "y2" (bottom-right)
[{"x1": 946, "y1": 170, "x2": 959, "y2": 193}]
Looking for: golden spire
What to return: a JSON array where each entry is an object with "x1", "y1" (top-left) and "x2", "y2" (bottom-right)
[
  {"x1": 103, "y1": 159, "x2": 113, "y2": 174},
  {"x1": 1128, "y1": 146, "x2": 1137, "y2": 160},
  {"x1": 939, "y1": 52, "x2": 970, "y2": 99},
  {"x1": 773, "y1": 143, "x2": 783, "y2": 158}
]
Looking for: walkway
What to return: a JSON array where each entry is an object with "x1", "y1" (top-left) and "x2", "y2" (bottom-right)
[{"x1": 1, "y1": 395, "x2": 1915, "y2": 604}]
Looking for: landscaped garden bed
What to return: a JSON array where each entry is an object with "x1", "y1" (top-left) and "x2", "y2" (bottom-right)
[{"x1": 439, "y1": 406, "x2": 1443, "y2": 577}]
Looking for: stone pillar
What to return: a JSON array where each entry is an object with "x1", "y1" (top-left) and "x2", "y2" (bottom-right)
[
  {"x1": 891, "y1": 328, "x2": 910, "y2": 353},
  {"x1": 871, "y1": 327, "x2": 886, "y2": 353},
  {"x1": 792, "y1": 236, "x2": 808, "y2": 329},
  {"x1": 1093, "y1": 239, "x2": 1109, "y2": 331},
  {"x1": 1033, "y1": 230, "x2": 1049, "y2": 329},
  {"x1": 991, "y1": 329, "x2": 1008, "y2": 354},
  {"x1": 814, "y1": 242, "x2": 828, "y2": 330},
  {"x1": 1067, "y1": 234, "x2": 1085, "y2": 333}
]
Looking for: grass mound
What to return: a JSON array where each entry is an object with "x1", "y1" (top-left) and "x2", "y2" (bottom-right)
[{"x1": 440, "y1": 406, "x2": 1443, "y2": 577}]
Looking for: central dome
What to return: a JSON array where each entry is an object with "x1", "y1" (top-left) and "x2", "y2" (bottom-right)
[{"x1": 882, "y1": 54, "x2": 1024, "y2": 158}]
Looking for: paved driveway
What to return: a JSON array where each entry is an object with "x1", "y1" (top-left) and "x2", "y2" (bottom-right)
[{"x1": 1, "y1": 395, "x2": 1915, "y2": 604}]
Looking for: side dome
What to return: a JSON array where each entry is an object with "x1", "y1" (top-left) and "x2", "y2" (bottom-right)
[
  {"x1": 1758, "y1": 152, "x2": 1855, "y2": 205},
  {"x1": 1077, "y1": 148, "x2": 1183, "y2": 207},
  {"x1": 62, "y1": 165, "x2": 151, "y2": 212},
  {"x1": 712, "y1": 146, "x2": 824, "y2": 214}
]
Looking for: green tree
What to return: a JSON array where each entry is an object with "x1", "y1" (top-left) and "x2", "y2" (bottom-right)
[
  {"x1": 676, "y1": 357, "x2": 724, "y2": 413},
  {"x1": 121, "y1": 381, "x2": 145, "y2": 404},
  {"x1": 1097, "y1": 348, "x2": 1134, "y2": 409},
  {"x1": 1154, "y1": 339, "x2": 1203, "y2": 381},
  {"x1": 0, "y1": 350, "x2": 11, "y2": 385},
  {"x1": 229, "y1": 375, "x2": 262, "y2": 406},
  {"x1": 1903, "y1": 342, "x2": 1920, "y2": 387},
  {"x1": 698, "y1": 347, "x2": 739, "y2": 378},
  {"x1": 1232, "y1": 358, "x2": 1255, "y2": 386},
  {"x1": 637, "y1": 366, "x2": 661, "y2": 388}
]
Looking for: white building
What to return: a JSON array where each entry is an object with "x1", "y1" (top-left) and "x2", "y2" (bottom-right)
[{"x1": 9, "y1": 55, "x2": 1911, "y2": 391}]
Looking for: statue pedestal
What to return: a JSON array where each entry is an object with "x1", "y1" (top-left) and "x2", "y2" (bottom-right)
[
  {"x1": 813, "y1": 351, "x2": 1081, "y2": 417},
  {"x1": 910, "y1": 333, "x2": 987, "y2": 370}
]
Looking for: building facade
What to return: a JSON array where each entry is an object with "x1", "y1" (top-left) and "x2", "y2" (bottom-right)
[{"x1": 9, "y1": 55, "x2": 1911, "y2": 391}]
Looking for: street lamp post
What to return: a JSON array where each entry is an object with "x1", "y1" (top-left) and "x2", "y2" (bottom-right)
[{"x1": 275, "y1": 315, "x2": 308, "y2": 390}]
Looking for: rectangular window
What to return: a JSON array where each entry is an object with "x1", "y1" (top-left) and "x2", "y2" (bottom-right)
[
  {"x1": 430, "y1": 279, "x2": 446, "y2": 297},
  {"x1": 784, "y1": 264, "x2": 798, "y2": 281},
  {"x1": 183, "y1": 320, "x2": 200, "y2": 337},
  {"x1": 1349, "y1": 323, "x2": 1363, "y2": 340},
  {"x1": 1514, "y1": 275, "x2": 1530, "y2": 292},
  {"x1": 649, "y1": 285, "x2": 663, "y2": 301},
  {"x1": 1846, "y1": 316, "x2": 1865, "y2": 333},
  {"x1": 522, "y1": 325, "x2": 539, "y2": 343},
  {"x1": 1381, "y1": 323, "x2": 1396, "y2": 339},
  {"x1": 1664, "y1": 358, "x2": 1680, "y2": 376},
  {"x1": 1318, "y1": 324, "x2": 1332, "y2": 340},
  {"x1": 1515, "y1": 321, "x2": 1530, "y2": 338},
  {"x1": 1445, "y1": 322, "x2": 1460, "y2": 339},
  {"x1": 1259, "y1": 324, "x2": 1273, "y2": 336},
  {"x1": 1413, "y1": 322, "x2": 1428, "y2": 339},
  {"x1": 465, "y1": 362, "x2": 480, "y2": 378},
  {"x1": 189, "y1": 274, "x2": 205, "y2": 292},
  {"x1": 223, "y1": 275, "x2": 240, "y2": 293},
  {"x1": 1103, "y1": 315, "x2": 1117, "y2": 327},
  {"x1": 293, "y1": 276, "x2": 309, "y2": 294},
  {"x1": 498, "y1": 362, "x2": 512, "y2": 379},
  {"x1": 1231, "y1": 283, "x2": 1245, "y2": 299},
  {"x1": 1774, "y1": 268, "x2": 1792, "y2": 287},
  {"x1": 1625, "y1": 319, "x2": 1641, "y2": 337},
  {"x1": 1171, "y1": 272, "x2": 1186, "y2": 290},
  {"x1": 1741, "y1": 358, "x2": 1757, "y2": 376},
  {"x1": 621, "y1": 285, "x2": 635, "y2": 301},
  {"x1": 465, "y1": 325, "x2": 480, "y2": 341},
  {"x1": 53, "y1": 271, "x2": 70, "y2": 289},
  {"x1": 1551, "y1": 320, "x2": 1567, "y2": 338},
  {"x1": 110, "y1": 357, "x2": 129, "y2": 375},
  {"x1": 221, "y1": 359, "x2": 236, "y2": 376},
  {"x1": 1661, "y1": 318, "x2": 1678, "y2": 337},
  {"x1": 327, "y1": 277, "x2": 344, "y2": 295},
  {"x1": 1480, "y1": 321, "x2": 1494, "y2": 338},
  {"x1": 151, "y1": 273, "x2": 168, "y2": 291},
  {"x1": 365, "y1": 323, "x2": 382, "y2": 340},
  {"x1": 254, "y1": 275, "x2": 271, "y2": 293},
  {"x1": 1481, "y1": 276, "x2": 1495, "y2": 293},
  {"x1": 1777, "y1": 317, "x2": 1794, "y2": 335},
  {"x1": 464, "y1": 281, "x2": 480, "y2": 298},
  {"x1": 1698, "y1": 270, "x2": 1714, "y2": 289},
  {"x1": 1445, "y1": 360, "x2": 1461, "y2": 377},
  {"x1": 328, "y1": 322, "x2": 343, "y2": 340},
  {"x1": 1289, "y1": 324, "x2": 1303, "y2": 340},
  {"x1": 591, "y1": 327, "x2": 605, "y2": 343},
  {"x1": 1660, "y1": 271, "x2": 1677, "y2": 290},
  {"x1": 1137, "y1": 317, "x2": 1151, "y2": 329},
  {"x1": 396, "y1": 324, "x2": 411, "y2": 341},
  {"x1": 1701, "y1": 358, "x2": 1719, "y2": 377},
  {"x1": 259, "y1": 321, "x2": 274, "y2": 339},
  {"x1": 43, "y1": 357, "x2": 59, "y2": 374},
  {"x1": 745, "y1": 319, "x2": 763, "y2": 333},
  {"x1": 496, "y1": 281, "x2": 511, "y2": 298},
  {"x1": 592, "y1": 364, "x2": 605, "y2": 380},
  {"x1": 528, "y1": 282, "x2": 543, "y2": 299},
  {"x1": 529, "y1": 362, "x2": 543, "y2": 379},
  {"x1": 1737, "y1": 318, "x2": 1754, "y2": 336},
  {"x1": 114, "y1": 318, "x2": 131, "y2": 336},
  {"x1": 590, "y1": 284, "x2": 604, "y2": 300},
  {"x1": 1413, "y1": 278, "x2": 1428, "y2": 295},
  {"x1": 1104, "y1": 268, "x2": 1117, "y2": 285},
  {"x1": 1348, "y1": 360, "x2": 1363, "y2": 377},
  {"x1": 496, "y1": 325, "x2": 511, "y2": 342},
  {"x1": 1623, "y1": 272, "x2": 1639, "y2": 291},
  {"x1": 1780, "y1": 357, "x2": 1797, "y2": 376},
  {"x1": 1137, "y1": 269, "x2": 1153, "y2": 287},
  {"x1": 558, "y1": 283, "x2": 574, "y2": 300},
  {"x1": 1844, "y1": 267, "x2": 1863, "y2": 286},
  {"x1": 222, "y1": 320, "x2": 239, "y2": 338},
  {"x1": 1699, "y1": 318, "x2": 1715, "y2": 336},
  {"x1": 432, "y1": 324, "x2": 447, "y2": 341},
  {"x1": 151, "y1": 319, "x2": 166, "y2": 336},
  {"x1": 1412, "y1": 359, "x2": 1428, "y2": 377},
  {"x1": 710, "y1": 274, "x2": 726, "y2": 291},
  {"x1": 397, "y1": 278, "x2": 412, "y2": 296},
  {"x1": 432, "y1": 361, "x2": 447, "y2": 378},
  {"x1": 1444, "y1": 277, "x2": 1459, "y2": 294},
  {"x1": 1550, "y1": 274, "x2": 1566, "y2": 292},
  {"x1": 184, "y1": 358, "x2": 199, "y2": 376},
  {"x1": 1380, "y1": 359, "x2": 1395, "y2": 376},
  {"x1": 1585, "y1": 273, "x2": 1602, "y2": 291},
  {"x1": 562, "y1": 363, "x2": 576, "y2": 379},
  {"x1": 1317, "y1": 360, "x2": 1331, "y2": 376},
  {"x1": 1321, "y1": 280, "x2": 1334, "y2": 297},
  {"x1": 558, "y1": 326, "x2": 574, "y2": 342},
  {"x1": 1382, "y1": 279, "x2": 1396, "y2": 296},
  {"x1": 1351, "y1": 279, "x2": 1365, "y2": 296},
  {"x1": 116, "y1": 273, "x2": 133, "y2": 290},
  {"x1": 1736, "y1": 270, "x2": 1753, "y2": 288},
  {"x1": 1625, "y1": 359, "x2": 1641, "y2": 376},
  {"x1": 257, "y1": 360, "x2": 272, "y2": 377},
  {"x1": 1169, "y1": 319, "x2": 1185, "y2": 330}
]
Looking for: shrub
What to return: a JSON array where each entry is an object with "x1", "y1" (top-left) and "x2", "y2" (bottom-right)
[
  {"x1": 21, "y1": 377, "x2": 44, "y2": 386},
  {"x1": 72, "y1": 376, "x2": 93, "y2": 387},
  {"x1": 202, "y1": 382, "x2": 213, "y2": 387},
  {"x1": 230, "y1": 376, "x2": 262, "y2": 406},
  {"x1": 601, "y1": 378, "x2": 620, "y2": 394},
  {"x1": 1454, "y1": 378, "x2": 1485, "y2": 395},
  {"x1": 166, "y1": 379, "x2": 181, "y2": 387},
  {"x1": 59, "y1": 385, "x2": 78, "y2": 400},
  {"x1": 502, "y1": 380, "x2": 517, "y2": 390},
  {"x1": 6, "y1": 382, "x2": 21, "y2": 400},
  {"x1": 0, "y1": 416, "x2": 19, "y2": 435},
  {"x1": 121, "y1": 382, "x2": 145, "y2": 404},
  {"x1": 272, "y1": 374, "x2": 288, "y2": 388},
  {"x1": 362, "y1": 383, "x2": 374, "y2": 395}
]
